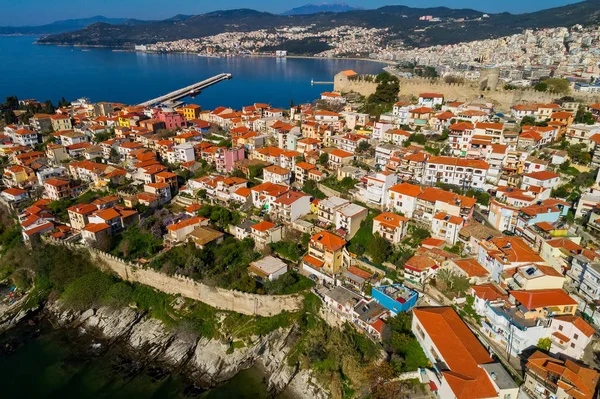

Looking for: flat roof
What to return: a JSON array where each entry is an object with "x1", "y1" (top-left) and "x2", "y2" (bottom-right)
[{"x1": 249, "y1": 256, "x2": 287, "y2": 275}]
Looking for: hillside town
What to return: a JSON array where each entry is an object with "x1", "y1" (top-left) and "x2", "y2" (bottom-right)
[
  {"x1": 3, "y1": 66, "x2": 600, "y2": 399},
  {"x1": 140, "y1": 23, "x2": 600, "y2": 92}
]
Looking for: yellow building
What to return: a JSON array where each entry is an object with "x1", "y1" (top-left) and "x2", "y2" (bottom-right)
[
  {"x1": 303, "y1": 231, "x2": 350, "y2": 278},
  {"x1": 181, "y1": 104, "x2": 202, "y2": 120}
]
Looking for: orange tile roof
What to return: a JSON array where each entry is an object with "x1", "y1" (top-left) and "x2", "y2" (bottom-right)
[
  {"x1": 67, "y1": 203, "x2": 97, "y2": 215},
  {"x1": 405, "y1": 255, "x2": 438, "y2": 272},
  {"x1": 93, "y1": 207, "x2": 121, "y2": 221},
  {"x1": 83, "y1": 223, "x2": 110, "y2": 233},
  {"x1": 450, "y1": 122, "x2": 474, "y2": 131},
  {"x1": 374, "y1": 212, "x2": 408, "y2": 229},
  {"x1": 453, "y1": 258, "x2": 488, "y2": 278},
  {"x1": 524, "y1": 170, "x2": 559, "y2": 180},
  {"x1": 525, "y1": 351, "x2": 599, "y2": 399},
  {"x1": 419, "y1": 92, "x2": 444, "y2": 98},
  {"x1": 234, "y1": 187, "x2": 251, "y2": 197},
  {"x1": 470, "y1": 283, "x2": 507, "y2": 301},
  {"x1": 487, "y1": 236, "x2": 544, "y2": 264},
  {"x1": 44, "y1": 178, "x2": 70, "y2": 187},
  {"x1": 310, "y1": 231, "x2": 347, "y2": 252},
  {"x1": 427, "y1": 156, "x2": 489, "y2": 170},
  {"x1": 347, "y1": 266, "x2": 372, "y2": 280},
  {"x1": 275, "y1": 191, "x2": 309, "y2": 206},
  {"x1": 264, "y1": 165, "x2": 291, "y2": 176},
  {"x1": 417, "y1": 187, "x2": 477, "y2": 208},
  {"x1": 167, "y1": 216, "x2": 206, "y2": 231},
  {"x1": 295, "y1": 162, "x2": 316, "y2": 171},
  {"x1": 329, "y1": 149, "x2": 353, "y2": 158},
  {"x1": 303, "y1": 254, "x2": 324, "y2": 268},
  {"x1": 251, "y1": 221, "x2": 276, "y2": 232},
  {"x1": 340, "y1": 70, "x2": 357, "y2": 77},
  {"x1": 510, "y1": 289, "x2": 577, "y2": 310},
  {"x1": 553, "y1": 315, "x2": 595, "y2": 338},
  {"x1": 433, "y1": 212, "x2": 464, "y2": 225},
  {"x1": 413, "y1": 307, "x2": 497, "y2": 399}
]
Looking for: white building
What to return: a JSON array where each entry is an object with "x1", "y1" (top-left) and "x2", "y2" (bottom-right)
[
  {"x1": 413, "y1": 307, "x2": 519, "y2": 399},
  {"x1": 423, "y1": 156, "x2": 489, "y2": 190}
]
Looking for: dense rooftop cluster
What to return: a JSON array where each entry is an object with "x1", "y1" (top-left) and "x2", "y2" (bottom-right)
[{"x1": 3, "y1": 68, "x2": 600, "y2": 399}]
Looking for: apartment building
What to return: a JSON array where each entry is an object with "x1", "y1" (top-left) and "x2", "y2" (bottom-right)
[
  {"x1": 271, "y1": 191, "x2": 311, "y2": 223},
  {"x1": 335, "y1": 203, "x2": 368, "y2": 240},
  {"x1": 250, "y1": 221, "x2": 283, "y2": 250},
  {"x1": 523, "y1": 351, "x2": 598, "y2": 399},
  {"x1": 431, "y1": 212, "x2": 464, "y2": 245},
  {"x1": 302, "y1": 231, "x2": 349, "y2": 284},
  {"x1": 317, "y1": 196, "x2": 349, "y2": 225},
  {"x1": 422, "y1": 156, "x2": 489, "y2": 190},
  {"x1": 263, "y1": 165, "x2": 292, "y2": 186},
  {"x1": 372, "y1": 212, "x2": 409, "y2": 244},
  {"x1": 354, "y1": 171, "x2": 397, "y2": 207},
  {"x1": 413, "y1": 307, "x2": 519, "y2": 399}
]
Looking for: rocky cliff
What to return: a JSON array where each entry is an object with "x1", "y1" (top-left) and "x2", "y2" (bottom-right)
[{"x1": 47, "y1": 303, "x2": 329, "y2": 399}]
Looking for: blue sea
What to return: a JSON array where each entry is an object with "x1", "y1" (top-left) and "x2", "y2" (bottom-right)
[{"x1": 0, "y1": 36, "x2": 384, "y2": 108}]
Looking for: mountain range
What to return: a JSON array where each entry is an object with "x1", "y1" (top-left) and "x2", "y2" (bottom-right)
[
  {"x1": 22, "y1": 1, "x2": 600, "y2": 50},
  {"x1": 281, "y1": 3, "x2": 362, "y2": 16},
  {"x1": 0, "y1": 16, "x2": 135, "y2": 35}
]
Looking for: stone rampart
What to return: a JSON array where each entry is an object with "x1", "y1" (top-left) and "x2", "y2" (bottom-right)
[{"x1": 47, "y1": 239, "x2": 304, "y2": 317}]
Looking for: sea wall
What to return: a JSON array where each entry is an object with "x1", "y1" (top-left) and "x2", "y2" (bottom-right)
[{"x1": 46, "y1": 239, "x2": 304, "y2": 317}]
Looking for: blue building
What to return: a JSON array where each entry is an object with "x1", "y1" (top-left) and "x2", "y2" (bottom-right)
[{"x1": 372, "y1": 284, "x2": 418, "y2": 314}]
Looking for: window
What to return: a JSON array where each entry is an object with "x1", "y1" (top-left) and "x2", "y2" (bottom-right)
[
  {"x1": 571, "y1": 343, "x2": 576, "y2": 348},
  {"x1": 558, "y1": 325, "x2": 563, "y2": 331},
  {"x1": 574, "y1": 334, "x2": 579, "y2": 340}
]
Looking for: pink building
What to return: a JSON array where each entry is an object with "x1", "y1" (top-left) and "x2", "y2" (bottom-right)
[
  {"x1": 216, "y1": 147, "x2": 246, "y2": 173},
  {"x1": 156, "y1": 110, "x2": 186, "y2": 130}
]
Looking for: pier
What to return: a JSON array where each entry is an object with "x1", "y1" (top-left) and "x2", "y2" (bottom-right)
[
  {"x1": 138, "y1": 73, "x2": 232, "y2": 107},
  {"x1": 311, "y1": 79, "x2": 334, "y2": 85}
]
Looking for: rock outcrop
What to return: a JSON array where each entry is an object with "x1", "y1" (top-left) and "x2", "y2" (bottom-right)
[{"x1": 45, "y1": 303, "x2": 329, "y2": 398}]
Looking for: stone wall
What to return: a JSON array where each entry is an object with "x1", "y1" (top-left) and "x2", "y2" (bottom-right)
[
  {"x1": 334, "y1": 72, "x2": 600, "y2": 112},
  {"x1": 48, "y1": 239, "x2": 304, "y2": 317},
  {"x1": 334, "y1": 75, "x2": 378, "y2": 97},
  {"x1": 396, "y1": 77, "x2": 600, "y2": 112}
]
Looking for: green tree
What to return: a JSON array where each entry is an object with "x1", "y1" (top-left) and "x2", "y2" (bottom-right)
[
  {"x1": 302, "y1": 179, "x2": 326, "y2": 199},
  {"x1": 537, "y1": 337, "x2": 552, "y2": 351},
  {"x1": 520, "y1": 116, "x2": 536, "y2": 126},
  {"x1": 542, "y1": 78, "x2": 571, "y2": 95},
  {"x1": 357, "y1": 140, "x2": 372, "y2": 153},
  {"x1": 534, "y1": 82, "x2": 548, "y2": 92},
  {"x1": 367, "y1": 233, "x2": 392, "y2": 265},
  {"x1": 318, "y1": 152, "x2": 329, "y2": 166}
]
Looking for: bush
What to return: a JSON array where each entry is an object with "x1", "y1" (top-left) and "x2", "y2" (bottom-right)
[
  {"x1": 61, "y1": 271, "x2": 115, "y2": 310},
  {"x1": 263, "y1": 271, "x2": 315, "y2": 295},
  {"x1": 269, "y1": 241, "x2": 304, "y2": 262}
]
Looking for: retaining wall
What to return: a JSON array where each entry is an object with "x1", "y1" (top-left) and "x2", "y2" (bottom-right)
[{"x1": 47, "y1": 239, "x2": 304, "y2": 317}]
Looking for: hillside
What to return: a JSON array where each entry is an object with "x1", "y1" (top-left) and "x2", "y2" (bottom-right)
[
  {"x1": 36, "y1": 1, "x2": 600, "y2": 49},
  {"x1": 281, "y1": 3, "x2": 362, "y2": 16},
  {"x1": 0, "y1": 16, "x2": 131, "y2": 35}
]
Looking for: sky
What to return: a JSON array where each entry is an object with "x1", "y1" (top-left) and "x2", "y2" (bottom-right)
[{"x1": 1, "y1": 0, "x2": 584, "y2": 26}]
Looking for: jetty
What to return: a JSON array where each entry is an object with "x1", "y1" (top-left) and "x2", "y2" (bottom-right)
[
  {"x1": 311, "y1": 79, "x2": 334, "y2": 85},
  {"x1": 138, "y1": 73, "x2": 232, "y2": 107}
]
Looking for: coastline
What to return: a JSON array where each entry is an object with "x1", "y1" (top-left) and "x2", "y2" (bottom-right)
[
  {"x1": 31, "y1": 39, "x2": 394, "y2": 65},
  {"x1": 0, "y1": 302, "x2": 326, "y2": 399}
]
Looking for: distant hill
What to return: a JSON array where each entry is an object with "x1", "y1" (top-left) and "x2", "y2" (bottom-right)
[
  {"x1": 281, "y1": 3, "x2": 362, "y2": 16},
  {"x1": 36, "y1": 1, "x2": 600, "y2": 49},
  {"x1": 0, "y1": 16, "x2": 131, "y2": 35}
]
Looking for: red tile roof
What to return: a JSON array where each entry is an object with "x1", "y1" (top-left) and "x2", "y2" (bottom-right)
[
  {"x1": 251, "y1": 221, "x2": 276, "y2": 232},
  {"x1": 310, "y1": 231, "x2": 347, "y2": 252},
  {"x1": 510, "y1": 289, "x2": 577, "y2": 310},
  {"x1": 413, "y1": 307, "x2": 497, "y2": 399},
  {"x1": 453, "y1": 258, "x2": 488, "y2": 278},
  {"x1": 470, "y1": 283, "x2": 507, "y2": 301}
]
